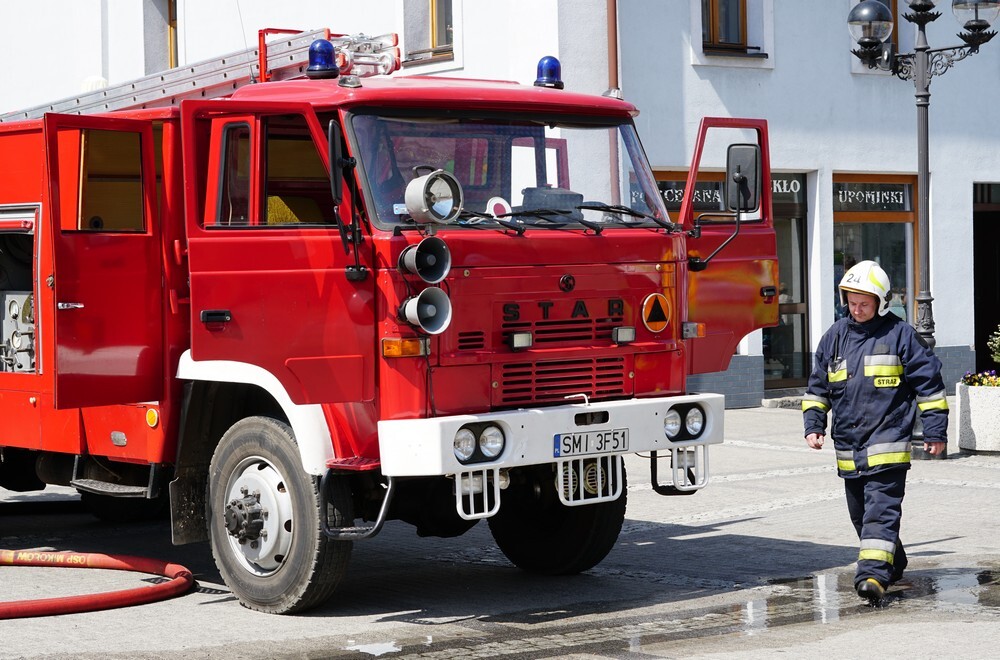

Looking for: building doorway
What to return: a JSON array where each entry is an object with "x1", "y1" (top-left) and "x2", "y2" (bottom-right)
[
  {"x1": 763, "y1": 174, "x2": 808, "y2": 389},
  {"x1": 973, "y1": 184, "x2": 1000, "y2": 372}
]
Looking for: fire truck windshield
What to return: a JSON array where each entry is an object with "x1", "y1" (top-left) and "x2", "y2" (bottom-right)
[{"x1": 345, "y1": 112, "x2": 671, "y2": 232}]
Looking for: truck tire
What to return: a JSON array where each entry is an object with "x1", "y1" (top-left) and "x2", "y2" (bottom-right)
[
  {"x1": 207, "y1": 416, "x2": 353, "y2": 614},
  {"x1": 487, "y1": 464, "x2": 627, "y2": 575}
]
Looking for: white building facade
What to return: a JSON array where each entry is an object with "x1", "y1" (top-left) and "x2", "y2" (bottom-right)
[{"x1": 1, "y1": 0, "x2": 993, "y2": 407}]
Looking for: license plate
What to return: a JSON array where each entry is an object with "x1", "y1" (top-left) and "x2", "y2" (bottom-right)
[{"x1": 553, "y1": 428, "x2": 629, "y2": 457}]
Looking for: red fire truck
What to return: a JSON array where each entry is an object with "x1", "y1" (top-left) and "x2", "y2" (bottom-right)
[{"x1": 0, "y1": 29, "x2": 778, "y2": 613}]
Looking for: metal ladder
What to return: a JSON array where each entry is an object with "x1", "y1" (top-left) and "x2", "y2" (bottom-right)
[{"x1": 0, "y1": 28, "x2": 398, "y2": 123}]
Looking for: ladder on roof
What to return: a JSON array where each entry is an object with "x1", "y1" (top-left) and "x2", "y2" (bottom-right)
[{"x1": 0, "y1": 28, "x2": 400, "y2": 123}]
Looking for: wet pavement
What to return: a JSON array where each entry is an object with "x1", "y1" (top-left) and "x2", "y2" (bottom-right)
[{"x1": 2, "y1": 403, "x2": 1000, "y2": 658}]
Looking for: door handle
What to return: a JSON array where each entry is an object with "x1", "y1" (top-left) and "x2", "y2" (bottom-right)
[
  {"x1": 200, "y1": 309, "x2": 232, "y2": 324},
  {"x1": 57, "y1": 302, "x2": 85, "y2": 310}
]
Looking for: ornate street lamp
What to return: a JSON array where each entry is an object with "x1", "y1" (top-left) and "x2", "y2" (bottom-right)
[{"x1": 847, "y1": 0, "x2": 999, "y2": 350}]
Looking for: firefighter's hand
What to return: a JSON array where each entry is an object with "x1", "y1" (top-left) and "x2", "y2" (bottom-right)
[
  {"x1": 806, "y1": 433, "x2": 825, "y2": 450},
  {"x1": 924, "y1": 441, "x2": 947, "y2": 456}
]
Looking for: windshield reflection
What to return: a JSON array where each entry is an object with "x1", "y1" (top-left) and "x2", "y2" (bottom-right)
[{"x1": 348, "y1": 112, "x2": 670, "y2": 231}]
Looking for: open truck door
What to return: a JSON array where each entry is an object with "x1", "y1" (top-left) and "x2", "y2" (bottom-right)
[
  {"x1": 679, "y1": 118, "x2": 779, "y2": 375},
  {"x1": 44, "y1": 114, "x2": 163, "y2": 408}
]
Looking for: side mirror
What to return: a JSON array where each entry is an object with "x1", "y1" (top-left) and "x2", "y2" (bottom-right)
[{"x1": 726, "y1": 144, "x2": 761, "y2": 213}]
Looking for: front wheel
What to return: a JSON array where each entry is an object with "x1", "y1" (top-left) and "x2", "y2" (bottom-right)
[
  {"x1": 207, "y1": 416, "x2": 353, "y2": 614},
  {"x1": 487, "y1": 464, "x2": 627, "y2": 574}
]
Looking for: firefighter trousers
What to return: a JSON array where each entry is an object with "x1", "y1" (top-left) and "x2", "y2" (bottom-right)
[{"x1": 843, "y1": 469, "x2": 908, "y2": 588}]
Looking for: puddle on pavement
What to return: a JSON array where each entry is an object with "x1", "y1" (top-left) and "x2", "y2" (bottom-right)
[{"x1": 338, "y1": 565, "x2": 1000, "y2": 657}]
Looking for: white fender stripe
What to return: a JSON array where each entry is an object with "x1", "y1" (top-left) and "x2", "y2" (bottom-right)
[{"x1": 176, "y1": 350, "x2": 333, "y2": 475}]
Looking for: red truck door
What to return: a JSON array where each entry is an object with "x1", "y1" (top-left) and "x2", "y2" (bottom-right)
[
  {"x1": 679, "y1": 118, "x2": 780, "y2": 375},
  {"x1": 44, "y1": 114, "x2": 163, "y2": 408},
  {"x1": 181, "y1": 102, "x2": 375, "y2": 406}
]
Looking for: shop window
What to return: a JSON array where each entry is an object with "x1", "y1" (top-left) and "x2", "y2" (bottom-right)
[
  {"x1": 403, "y1": 0, "x2": 454, "y2": 66},
  {"x1": 832, "y1": 174, "x2": 916, "y2": 322}
]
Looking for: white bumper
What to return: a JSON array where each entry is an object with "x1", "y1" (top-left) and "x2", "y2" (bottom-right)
[{"x1": 377, "y1": 393, "x2": 724, "y2": 477}]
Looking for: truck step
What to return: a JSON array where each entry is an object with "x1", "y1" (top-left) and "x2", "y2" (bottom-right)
[{"x1": 70, "y1": 479, "x2": 150, "y2": 498}]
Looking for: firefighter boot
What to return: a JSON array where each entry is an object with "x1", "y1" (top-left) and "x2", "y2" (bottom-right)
[
  {"x1": 889, "y1": 542, "x2": 908, "y2": 585},
  {"x1": 856, "y1": 578, "x2": 886, "y2": 603}
]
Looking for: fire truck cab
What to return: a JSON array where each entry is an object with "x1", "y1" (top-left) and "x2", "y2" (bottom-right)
[{"x1": 0, "y1": 32, "x2": 778, "y2": 614}]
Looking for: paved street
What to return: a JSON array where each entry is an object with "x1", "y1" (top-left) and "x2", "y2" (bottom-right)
[{"x1": 2, "y1": 402, "x2": 999, "y2": 659}]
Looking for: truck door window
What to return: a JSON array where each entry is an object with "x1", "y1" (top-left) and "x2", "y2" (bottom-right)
[
  {"x1": 71, "y1": 129, "x2": 145, "y2": 232},
  {"x1": 218, "y1": 123, "x2": 250, "y2": 226},
  {"x1": 263, "y1": 115, "x2": 337, "y2": 226}
]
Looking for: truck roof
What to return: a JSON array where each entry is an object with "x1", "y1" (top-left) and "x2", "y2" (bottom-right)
[{"x1": 227, "y1": 75, "x2": 639, "y2": 118}]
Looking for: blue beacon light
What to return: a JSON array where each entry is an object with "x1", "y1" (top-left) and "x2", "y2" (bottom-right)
[
  {"x1": 533, "y1": 56, "x2": 564, "y2": 89},
  {"x1": 306, "y1": 39, "x2": 339, "y2": 79}
]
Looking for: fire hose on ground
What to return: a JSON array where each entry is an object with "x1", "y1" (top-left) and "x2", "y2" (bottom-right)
[{"x1": 0, "y1": 550, "x2": 194, "y2": 619}]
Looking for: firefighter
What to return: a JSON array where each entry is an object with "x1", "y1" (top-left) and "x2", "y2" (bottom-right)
[{"x1": 802, "y1": 260, "x2": 948, "y2": 603}]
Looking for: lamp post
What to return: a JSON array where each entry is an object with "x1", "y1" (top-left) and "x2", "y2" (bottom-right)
[{"x1": 847, "y1": 0, "x2": 998, "y2": 350}]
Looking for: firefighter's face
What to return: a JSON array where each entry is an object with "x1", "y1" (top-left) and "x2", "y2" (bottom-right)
[{"x1": 846, "y1": 291, "x2": 878, "y2": 323}]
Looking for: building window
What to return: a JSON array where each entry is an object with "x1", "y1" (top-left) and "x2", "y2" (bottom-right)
[
  {"x1": 702, "y1": 0, "x2": 747, "y2": 52},
  {"x1": 404, "y1": 0, "x2": 454, "y2": 66},
  {"x1": 832, "y1": 174, "x2": 916, "y2": 322},
  {"x1": 692, "y1": 0, "x2": 772, "y2": 67},
  {"x1": 873, "y1": 0, "x2": 899, "y2": 51}
]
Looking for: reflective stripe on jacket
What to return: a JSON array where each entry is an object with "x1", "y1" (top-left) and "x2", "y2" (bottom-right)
[{"x1": 802, "y1": 313, "x2": 948, "y2": 477}]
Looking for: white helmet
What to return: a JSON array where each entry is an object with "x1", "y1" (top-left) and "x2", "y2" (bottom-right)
[{"x1": 839, "y1": 260, "x2": 892, "y2": 316}]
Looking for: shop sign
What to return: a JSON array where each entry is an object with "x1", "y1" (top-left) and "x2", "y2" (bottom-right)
[
  {"x1": 833, "y1": 182, "x2": 912, "y2": 212},
  {"x1": 772, "y1": 174, "x2": 805, "y2": 204}
]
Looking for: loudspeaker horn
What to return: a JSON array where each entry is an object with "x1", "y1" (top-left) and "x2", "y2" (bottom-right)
[
  {"x1": 398, "y1": 236, "x2": 452, "y2": 284},
  {"x1": 398, "y1": 286, "x2": 453, "y2": 335}
]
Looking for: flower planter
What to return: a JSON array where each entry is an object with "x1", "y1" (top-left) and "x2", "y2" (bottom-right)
[{"x1": 956, "y1": 382, "x2": 1000, "y2": 452}]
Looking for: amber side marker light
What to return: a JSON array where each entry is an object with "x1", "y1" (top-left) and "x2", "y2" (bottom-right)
[
  {"x1": 682, "y1": 322, "x2": 706, "y2": 339},
  {"x1": 382, "y1": 337, "x2": 430, "y2": 358}
]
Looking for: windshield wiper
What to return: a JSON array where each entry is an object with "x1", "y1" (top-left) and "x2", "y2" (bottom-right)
[
  {"x1": 498, "y1": 209, "x2": 604, "y2": 235},
  {"x1": 458, "y1": 209, "x2": 527, "y2": 235},
  {"x1": 576, "y1": 202, "x2": 675, "y2": 230}
]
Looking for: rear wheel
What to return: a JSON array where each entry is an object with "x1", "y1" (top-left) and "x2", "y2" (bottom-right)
[
  {"x1": 487, "y1": 464, "x2": 627, "y2": 574},
  {"x1": 207, "y1": 416, "x2": 353, "y2": 614}
]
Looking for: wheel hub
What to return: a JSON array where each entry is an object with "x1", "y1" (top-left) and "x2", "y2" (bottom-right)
[{"x1": 224, "y1": 487, "x2": 266, "y2": 544}]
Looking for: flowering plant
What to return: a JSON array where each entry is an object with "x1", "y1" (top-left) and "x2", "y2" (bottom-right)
[
  {"x1": 989, "y1": 324, "x2": 1000, "y2": 364},
  {"x1": 962, "y1": 370, "x2": 1000, "y2": 386}
]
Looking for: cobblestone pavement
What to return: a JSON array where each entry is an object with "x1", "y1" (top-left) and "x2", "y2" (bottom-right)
[{"x1": 2, "y1": 403, "x2": 999, "y2": 659}]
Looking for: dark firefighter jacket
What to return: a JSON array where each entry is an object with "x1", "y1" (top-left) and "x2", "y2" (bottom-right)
[{"x1": 802, "y1": 312, "x2": 948, "y2": 478}]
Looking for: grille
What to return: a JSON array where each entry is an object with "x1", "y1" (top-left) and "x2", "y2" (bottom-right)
[
  {"x1": 457, "y1": 331, "x2": 486, "y2": 351},
  {"x1": 501, "y1": 316, "x2": 623, "y2": 346},
  {"x1": 498, "y1": 356, "x2": 628, "y2": 406}
]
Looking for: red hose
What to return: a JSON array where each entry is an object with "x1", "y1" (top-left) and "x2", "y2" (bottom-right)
[{"x1": 0, "y1": 549, "x2": 194, "y2": 619}]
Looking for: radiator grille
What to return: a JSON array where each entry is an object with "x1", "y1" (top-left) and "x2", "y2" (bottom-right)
[
  {"x1": 501, "y1": 316, "x2": 623, "y2": 346},
  {"x1": 498, "y1": 356, "x2": 628, "y2": 406},
  {"x1": 457, "y1": 331, "x2": 486, "y2": 351}
]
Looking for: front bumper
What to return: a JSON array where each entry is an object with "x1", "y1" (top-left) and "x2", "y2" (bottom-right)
[{"x1": 378, "y1": 392, "x2": 723, "y2": 475}]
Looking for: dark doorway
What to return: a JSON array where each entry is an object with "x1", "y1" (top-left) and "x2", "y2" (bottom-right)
[{"x1": 973, "y1": 188, "x2": 1000, "y2": 373}]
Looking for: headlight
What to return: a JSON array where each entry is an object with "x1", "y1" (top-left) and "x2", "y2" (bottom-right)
[
  {"x1": 685, "y1": 407, "x2": 705, "y2": 436},
  {"x1": 479, "y1": 426, "x2": 505, "y2": 458},
  {"x1": 453, "y1": 428, "x2": 476, "y2": 462},
  {"x1": 663, "y1": 409, "x2": 682, "y2": 439}
]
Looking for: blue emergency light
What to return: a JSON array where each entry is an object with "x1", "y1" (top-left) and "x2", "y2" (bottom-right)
[
  {"x1": 534, "y1": 56, "x2": 564, "y2": 89},
  {"x1": 306, "y1": 39, "x2": 339, "y2": 79}
]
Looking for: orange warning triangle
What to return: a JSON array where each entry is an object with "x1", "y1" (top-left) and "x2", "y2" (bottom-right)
[{"x1": 642, "y1": 293, "x2": 670, "y2": 333}]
